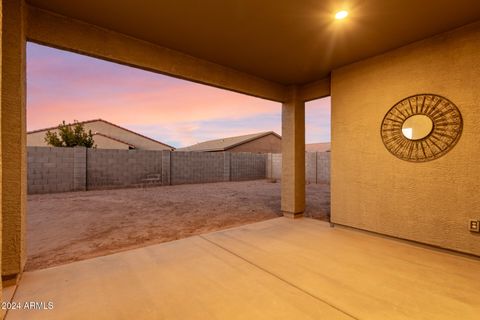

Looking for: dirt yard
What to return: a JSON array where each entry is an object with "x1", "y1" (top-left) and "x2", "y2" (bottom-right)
[{"x1": 27, "y1": 180, "x2": 330, "y2": 271}]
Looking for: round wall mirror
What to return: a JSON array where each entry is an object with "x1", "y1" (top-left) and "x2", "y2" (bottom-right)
[
  {"x1": 401, "y1": 115, "x2": 433, "y2": 140},
  {"x1": 380, "y1": 94, "x2": 463, "y2": 162}
]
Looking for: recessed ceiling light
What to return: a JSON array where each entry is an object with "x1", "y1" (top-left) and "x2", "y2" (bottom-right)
[{"x1": 335, "y1": 10, "x2": 348, "y2": 20}]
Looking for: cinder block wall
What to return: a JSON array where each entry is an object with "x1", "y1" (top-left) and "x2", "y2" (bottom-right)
[
  {"x1": 267, "y1": 152, "x2": 330, "y2": 184},
  {"x1": 171, "y1": 151, "x2": 224, "y2": 185},
  {"x1": 27, "y1": 147, "x2": 76, "y2": 194},
  {"x1": 231, "y1": 153, "x2": 266, "y2": 181},
  {"x1": 87, "y1": 149, "x2": 162, "y2": 190},
  {"x1": 73, "y1": 147, "x2": 87, "y2": 191},
  {"x1": 316, "y1": 152, "x2": 330, "y2": 184},
  {"x1": 305, "y1": 152, "x2": 317, "y2": 183},
  {"x1": 27, "y1": 147, "x2": 269, "y2": 194},
  {"x1": 266, "y1": 153, "x2": 282, "y2": 180}
]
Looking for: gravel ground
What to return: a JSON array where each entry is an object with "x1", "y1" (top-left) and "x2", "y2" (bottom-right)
[{"x1": 26, "y1": 180, "x2": 330, "y2": 271}]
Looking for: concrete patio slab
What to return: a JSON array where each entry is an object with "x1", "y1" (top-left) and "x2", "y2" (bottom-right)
[
  {"x1": 204, "y1": 218, "x2": 480, "y2": 320},
  {"x1": 5, "y1": 224, "x2": 351, "y2": 320},
  {"x1": 5, "y1": 217, "x2": 480, "y2": 319}
]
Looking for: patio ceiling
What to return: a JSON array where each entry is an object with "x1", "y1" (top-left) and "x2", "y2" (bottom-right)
[{"x1": 26, "y1": 0, "x2": 480, "y2": 85}]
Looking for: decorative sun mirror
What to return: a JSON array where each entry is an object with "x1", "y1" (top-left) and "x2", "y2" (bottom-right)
[
  {"x1": 401, "y1": 115, "x2": 433, "y2": 140},
  {"x1": 381, "y1": 94, "x2": 462, "y2": 162}
]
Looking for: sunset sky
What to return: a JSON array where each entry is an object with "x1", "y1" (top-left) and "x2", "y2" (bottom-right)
[{"x1": 27, "y1": 42, "x2": 330, "y2": 147}]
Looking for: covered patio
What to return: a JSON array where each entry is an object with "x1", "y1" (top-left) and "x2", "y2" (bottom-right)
[
  {"x1": 5, "y1": 218, "x2": 480, "y2": 319},
  {"x1": 1, "y1": 1, "x2": 480, "y2": 319}
]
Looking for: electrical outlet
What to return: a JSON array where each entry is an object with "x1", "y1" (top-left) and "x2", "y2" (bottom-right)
[{"x1": 469, "y1": 219, "x2": 480, "y2": 232}]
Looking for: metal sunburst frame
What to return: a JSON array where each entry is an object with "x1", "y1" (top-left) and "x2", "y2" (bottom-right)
[{"x1": 380, "y1": 94, "x2": 463, "y2": 162}]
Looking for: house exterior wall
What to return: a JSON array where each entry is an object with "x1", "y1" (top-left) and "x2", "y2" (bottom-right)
[
  {"x1": 0, "y1": 0, "x2": 3, "y2": 302},
  {"x1": 92, "y1": 134, "x2": 130, "y2": 150},
  {"x1": 84, "y1": 121, "x2": 170, "y2": 150},
  {"x1": 27, "y1": 130, "x2": 49, "y2": 146},
  {"x1": 331, "y1": 22, "x2": 480, "y2": 256},
  {"x1": 228, "y1": 133, "x2": 281, "y2": 153},
  {"x1": 27, "y1": 120, "x2": 171, "y2": 150},
  {"x1": 1, "y1": 0, "x2": 26, "y2": 285}
]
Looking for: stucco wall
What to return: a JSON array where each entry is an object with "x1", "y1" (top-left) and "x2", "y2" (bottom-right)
[
  {"x1": 331, "y1": 22, "x2": 480, "y2": 256},
  {"x1": 85, "y1": 121, "x2": 169, "y2": 150},
  {"x1": 0, "y1": 0, "x2": 3, "y2": 302},
  {"x1": 2, "y1": 0, "x2": 26, "y2": 281},
  {"x1": 228, "y1": 133, "x2": 281, "y2": 153},
  {"x1": 91, "y1": 134, "x2": 131, "y2": 150},
  {"x1": 26, "y1": 130, "x2": 47, "y2": 146},
  {"x1": 27, "y1": 120, "x2": 171, "y2": 150}
]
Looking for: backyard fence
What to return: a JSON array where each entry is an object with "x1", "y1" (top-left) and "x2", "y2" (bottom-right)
[
  {"x1": 266, "y1": 152, "x2": 330, "y2": 184},
  {"x1": 27, "y1": 147, "x2": 330, "y2": 194},
  {"x1": 27, "y1": 147, "x2": 266, "y2": 194}
]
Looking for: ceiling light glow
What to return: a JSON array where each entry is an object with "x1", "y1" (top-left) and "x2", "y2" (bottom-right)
[{"x1": 335, "y1": 10, "x2": 348, "y2": 20}]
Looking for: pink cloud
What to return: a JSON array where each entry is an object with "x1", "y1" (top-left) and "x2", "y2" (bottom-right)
[{"x1": 27, "y1": 42, "x2": 330, "y2": 147}]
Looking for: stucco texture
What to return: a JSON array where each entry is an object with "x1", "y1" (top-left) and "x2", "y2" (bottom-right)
[
  {"x1": 281, "y1": 88, "x2": 305, "y2": 216},
  {"x1": 2, "y1": 0, "x2": 26, "y2": 280},
  {"x1": 27, "y1": 120, "x2": 170, "y2": 150},
  {"x1": 331, "y1": 22, "x2": 480, "y2": 256},
  {"x1": 0, "y1": 0, "x2": 2, "y2": 305},
  {"x1": 228, "y1": 134, "x2": 281, "y2": 153}
]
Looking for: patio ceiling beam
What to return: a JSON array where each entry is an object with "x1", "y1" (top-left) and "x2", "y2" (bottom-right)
[
  {"x1": 25, "y1": 5, "x2": 288, "y2": 102},
  {"x1": 299, "y1": 77, "x2": 331, "y2": 102}
]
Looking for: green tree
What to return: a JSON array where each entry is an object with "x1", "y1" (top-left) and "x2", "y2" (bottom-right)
[{"x1": 44, "y1": 120, "x2": 95, "y2": 148}]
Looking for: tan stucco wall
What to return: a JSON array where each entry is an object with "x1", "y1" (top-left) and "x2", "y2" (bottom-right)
[
  {"x1": 0, "y1": 0, "x2": 3, "y2": 302},
  {"x1": 85, "y1": 121, "x2": 169, "y2": 150},
  {"x1": 91, "y1": 134, "x2": 130, "y2": 150},
  {"x1": 228, "y1": 134, "x2": 281, "y2": 153},
  {"x1": 2, "y1": 0, "x2": 26, "y2": 282},
  {"x1": 27, "y1": 130, "x2": 56, "y2": 146},
  {"x1": 331, "y1": 22, "x2": 480, "y2": 256},
  {"x1": 28, "y1": 121, "x2": 170, "y2": 150},
  {"x1": 281, "y1": 87, "x2": 305, "y2": 217}
]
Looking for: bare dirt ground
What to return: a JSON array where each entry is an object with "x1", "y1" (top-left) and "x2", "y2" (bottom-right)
[{"x1": 26, "y1": 180, "x2": 330, "y2": 271}]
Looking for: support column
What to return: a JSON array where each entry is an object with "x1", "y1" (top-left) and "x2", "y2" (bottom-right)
[
  {"x1": 2, "y1": 0, "x2": 26, "y2": 286},
  {"x1": 281, "y1": 86, "x2": 305, "y2": 218},
  {"x1": 0, "y1": 0, "x2": 3, "y2": 301}
]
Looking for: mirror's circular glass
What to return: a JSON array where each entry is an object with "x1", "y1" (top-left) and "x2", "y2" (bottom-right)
[{"x1": 401, "y1": 115, "x2": 433, "y2": 140}]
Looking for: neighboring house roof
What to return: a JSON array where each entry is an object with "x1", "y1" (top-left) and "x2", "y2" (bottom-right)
[
  {"x1": 178, "y1": 131, "x2": 281, "y2": 152},
  {"x1": 93, "y1": 132, "x2": 135, "y2": 148},
  {"x1": 27, "y1": 119, "x2": 174, "y2": 150},
  {"x1": 306, "y1": 142, "x2": 331, "y2": 152}
]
